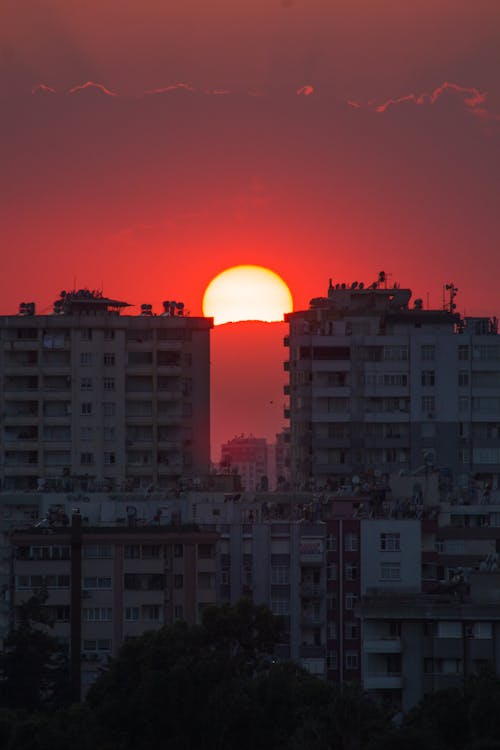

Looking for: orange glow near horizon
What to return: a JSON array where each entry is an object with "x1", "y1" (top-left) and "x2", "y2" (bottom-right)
[{"x1": 202, "y1": 265, "x2": 293, "y2": 325}]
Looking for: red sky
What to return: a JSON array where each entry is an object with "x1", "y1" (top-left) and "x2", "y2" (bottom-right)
[{"x1": 1, "y1": 0, "x2": 499, "y2": 454}]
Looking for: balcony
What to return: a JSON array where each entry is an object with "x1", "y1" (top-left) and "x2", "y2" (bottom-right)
[
  {"x1": 301, "y1": 612, "x2": 323, "y2": 627},
  {"x1": 300, "y1": 583, "x2": 324, "y2": 598},
  {"x1": 300, "y1": 644, "x2": 325, "y2": 658},
  {"x1": 363, "y1": 638, "x2": 401, "y2": 654},
  {"x1": 364, "y1": 672, "x2": 402, "y2": 690}
]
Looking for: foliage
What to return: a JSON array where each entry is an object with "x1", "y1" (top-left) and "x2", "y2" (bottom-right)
[{"x1": 0, "y1": 588, "x2": 70, "y2": 712}]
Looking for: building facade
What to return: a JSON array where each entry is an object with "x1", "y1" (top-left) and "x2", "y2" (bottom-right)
[
  {"x1": 285, "y1": 276, "x2": 500, "y2": 489},
  {"x1": 0, "y1": 290, "x2": 212, "y2": 492},
  {"x1": 10, "y1": 514, "x2": 217, "y2": 698}
]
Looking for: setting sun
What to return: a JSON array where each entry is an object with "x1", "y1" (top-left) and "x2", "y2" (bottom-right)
[{"x1": 202, "y1": 265, "x2": 293, "y2": 325}]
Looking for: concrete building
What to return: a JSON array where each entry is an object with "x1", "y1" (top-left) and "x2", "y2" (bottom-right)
[
  {"x1": 0, "y1": 290, "x2": 212, "y2": 492},
  {"x1": 220, "y1": 435, "x2": 268, "y2": 491},
  {"x1": 285, "y1": 275, "x2": 500, "y2": 490},
  {"x1": 10, "y1": 514, "x2": 217, "y2": 699},
  {"x1": 359, "y1": 573, "x2": 500, "y2": 712}
]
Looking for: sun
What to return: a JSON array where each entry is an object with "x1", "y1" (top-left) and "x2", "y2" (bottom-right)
[{"x1": 202, "y1": 265, "x2": 293, "y2": 325}]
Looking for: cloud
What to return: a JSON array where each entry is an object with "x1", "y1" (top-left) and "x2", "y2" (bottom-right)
[
  {"x1": 144, "y1": 83, "x2": 196, "y2": 95},
  {"x1": 67, "y1": 81, "x2": 117, "y2": 96},
  {"x1": 296, "y1": 85, "x2": 314, "y2": 96},
  {"x1": 31, "y1": 83, "x2": 57, "y2": 94},
  {"x1": 347, "y1": 81, "x2": 499, "y2": 121}
]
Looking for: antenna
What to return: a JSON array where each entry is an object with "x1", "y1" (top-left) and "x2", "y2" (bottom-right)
[{"x1": 444, "y1": 283, "x2": 458, "y2": 313}]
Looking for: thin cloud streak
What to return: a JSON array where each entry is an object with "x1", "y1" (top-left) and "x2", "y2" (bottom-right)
[
  {"x1": 31, "y1": 83, "x2": 57, "y2": 94},
  {"x1": 67, "y1": 81, "x2": 118, "y2": 96},
  {"x1": 347, "y1": 81, "x2": 498, "y2": 122}
]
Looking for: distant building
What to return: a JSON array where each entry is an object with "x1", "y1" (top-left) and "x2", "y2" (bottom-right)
[
  {"x1": 0, "y1": 290, "x2": 212, "y2": 493},
  {"x1": 285, "y1": 274, "x2": 500, "y2": 489},
  {"x1": 220, "y1": 435, "x2": 268, "y2": 491}
]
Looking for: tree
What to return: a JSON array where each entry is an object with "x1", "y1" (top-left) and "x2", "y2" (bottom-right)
[
  {"x1": 0, "y1": 588, "x2": 70, "y2": 712},
  {"x1": 85, "y1": 601, "x2": 330, "y2": 750}
]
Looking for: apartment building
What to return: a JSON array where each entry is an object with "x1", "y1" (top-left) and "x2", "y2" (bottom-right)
[
  {"x1": 0, "y1": 290, "x2": 212, "y2": 492},
  {"x1": 359, "y1": 573, "x2": 500, "y2": 712},
  {"x1": 220, "y1": 435, "x2": 268, "y2": 491},
  {"x1": 10, "y1": 513, "x2": 217, "y2": 699},
  {"x1": 284, "y1": 275, "x2": 500, "y2": 489}
]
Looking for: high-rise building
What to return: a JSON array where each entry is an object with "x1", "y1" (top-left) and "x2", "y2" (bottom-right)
[
  {"x1": 0, "y1": 291, "x2": 212, "y2": 492},
  {"x1": 285, "y1": 275, "x2": 500, "y2": 489}
]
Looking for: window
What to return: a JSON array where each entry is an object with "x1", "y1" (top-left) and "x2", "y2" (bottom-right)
[
  {"x1": 83, "y1": 639, "x2": 111, "y2": 652},
  {"x1": 345, "y1": 621, "x2": 360, "y2": 639},
  {"x1": 174, "y1": 574, "x2": 184, "y2": 589},
  {"x1": 271, "y1": 598, "x2": 290, "y2": 616},
  {"x1": 327, "y1": 564, "x2": 337, "y2": 581},
  {"x1": 421, "y1": 396, "x2": 435, "y2": 414},
  {"x1": 345, "y1": 563, "x2": 358, "y2": 581},
  {"x1": 271, "y1": 566, "x2": 290, "y2": 584},
  {"x1": 380, "y1": 562, "x2": 401, "y2": 581},
  {"x1": 345, "y1": 651, "x2": 358, "y2": 670},
  {"x1": 327, "y1": 651, "x2": 338, "y2": 670},
  {"x1": 326, "y1": 595, "x2": 336, "y2": 611},
  {"x1": 124, "y1": 545, "x2": 141, "y2": 559},
  {"x1": 174, "y1": 605, "x2": 184, "y2": 620},
  {"x1": 345, "y1": 593, "x2": 357, "y2": 610},
  {"x1": 198, "y1": 544, "x2": 215, "y2": 559},
  {"x1": 104, "y1": 452, "x2": 116, "y2": 465},
  {"x1": 327, "y1": 534, "x2": 337, "y2": 552},
  {"x1": 142, "y1": 605, "x2": 161, "y2": 621},
  {"x1": 17, "y1": 574, "x2": 69, "y2": 589},
  {"x1": 104, "y1": 352, "x2": 115, "y2": 366},
  {"x1": 83, "y1": 577, "x2": 112, "y2": 589},
  {"x1": 83, "y1": 545, "x2": 112, "y2": 559},
  {"x1": 327, "y1": 622, "x2": 337, "y2": 640},
  {"x1": 46, "y1": 606, "x2": 70, "y2": 622},
  {"x1": 421, "y1": 371, "x2": 435, "y2": 386},
  {"x1": 103, "y1": 377, "x2": 115, "y2": 391},
  {"x1": 83, "y1": 607, "x2": 112, "y2": 621},
  {"x1": 125, "y1": 607, "x2": 140, "y2": 621},
  {"x1": 459, "y1": 396, "x2": 470, "y2": 413},
  {"x1": 80, "y1": 426, "x2": 93, "y2": 441},
  {"x1": 384, "y1": 346, "x2": 408, "y2": 361},
  {"x1": 80, "y1": 377, "x2": 93, "y2": 390},
  {"x1": 437, "y1": 621, "x2": 462, "y2": 638},
  {"x1": 80, "y1": 352, "x2": 93, "y2": 366},
  {"x1": 458, "y1": 345, "x2": 469, "y2": 361},
  {"x1": 458, "y1": 371, "x2": 469, "y2": 387},
  {"x1": 103, "y1": 402, "x2": 116, "y2": 417},
  {"x1": 174, "y1": 544, "x2": 183, "y2": 558},
  {"x1": 380, "y1": 533, "x2": 401, "y2": 551},
  {"x1": 81, "y1": 328, "x2": 92, "y2": 341},
  {"x1": 80, "y1": 452, "x2": 94, "y2": 465},
  {"x1": 421, "y1": 344, "x2": 435, "y2": 361},
  {"x1": 344, "y1": 532, "x2": 358, "y2": 551},
  {"x1": 473, "y1": 622, "x2": 492, "y2": 639},
  {"x1": 104, "y1": 329, "x2": 115, "y2": 340},
  {"x1": 81, "y1": 402, "x2": 92, "y2": 416},
  {"x1": 141, "y1": 545, "x2": 160, "y2": 559},
  {"x1": 104, "y1": 427, "x2": 115, "y2": 441}
]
